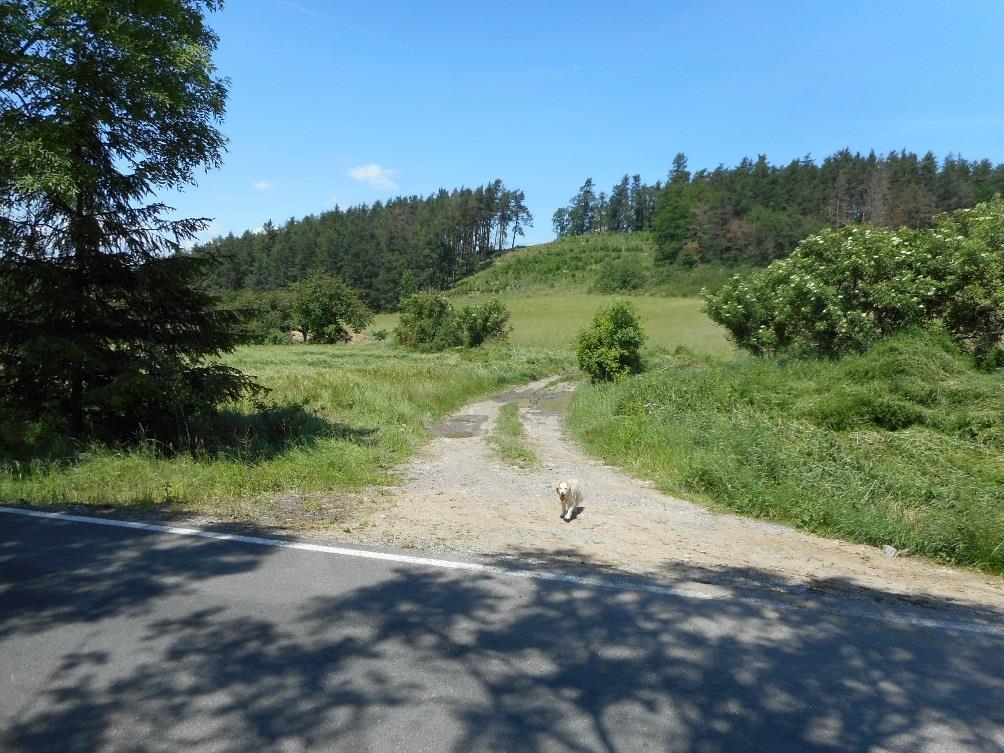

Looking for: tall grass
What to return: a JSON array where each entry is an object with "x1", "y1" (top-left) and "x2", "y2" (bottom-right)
[
  {"x1": 566, "y1": 329, "x2": 1004, "y2": 574},
  {"x1": 0, "y1": 343, "x2": 571, "y2": 511}
]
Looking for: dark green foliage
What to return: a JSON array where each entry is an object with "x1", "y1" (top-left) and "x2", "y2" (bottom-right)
[
  {"x1": 219, "y1": 289, "x2": 293, "y2": 344},
  {"x1": 195, "y1": 180, "x2": 532, "y2": 311},
  {"x1": 928, "y1": 199, "x2": 1004, "y2": 365},
  {"x1": 652, "y1": 183, "x2": 693, "y2": 264},
  {"x1": 575, "y1": 301, "x2": 647, "y2": 382},
  {"x1": 395, "y1": 294, "x2": 512, "y2": 350},
  {"x1": 458, "y1": 299, "x2": 511, "y2": 346},
  {"x1": 560, "y1": 150, "x2": 1004, "y2": 267},
  {"x1": 592, "y1": 256, "x2": 647, "y2": 293},
  {"x1": 705, "y1": 197, "x2": 1004, "y2": 362},
  {"x1": 397, "y1": 269, "x2": 417, "y2": 304},
  {"x1": 395, "y1": 294, "x2": 463, "y2": 351},
  {"x1": 290, "y1": 274, "x2": 373, "y2": 343},
  {"x1": 0, "y1": 0, "x2": 260, "y2": 442}
]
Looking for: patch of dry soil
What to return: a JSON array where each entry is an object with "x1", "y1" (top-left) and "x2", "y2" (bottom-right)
[{"x1": 343, "y1": 377, "x2": 1004, "y2": 614}]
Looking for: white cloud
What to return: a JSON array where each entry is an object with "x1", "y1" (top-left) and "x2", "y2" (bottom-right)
[
  {"x1": 252, "y1": 180, "x2": 273, "y2": 192},
  {"x1": 348, "y1": 163, "x2": 398, "y2": 191}
]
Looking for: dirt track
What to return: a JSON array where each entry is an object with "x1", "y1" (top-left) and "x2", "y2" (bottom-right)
[{"x1": 345, "y1": 377, "x2": 1004, "y2": 615}]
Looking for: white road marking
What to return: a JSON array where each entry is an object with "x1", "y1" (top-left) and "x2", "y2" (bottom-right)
[{"x1": 2, "y1": 505, "x2": 1001, "y2": 637}]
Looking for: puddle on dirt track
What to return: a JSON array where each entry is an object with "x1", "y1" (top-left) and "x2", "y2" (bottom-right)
[
  {"x1": 535, "y1": 391, "x2": 572, "y2": 414},
  {"x1": 427, "y1": 413, "x2": 489, "y2": 438},
  {"x1": 428, "y1": 378, "x2": 577, "y2": 437},
  {"x1": 529, "y1": 382, "x2": 576, "y2": 415}
]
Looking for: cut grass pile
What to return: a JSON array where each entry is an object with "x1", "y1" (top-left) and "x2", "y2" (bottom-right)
[
  {"x1": 373, "y1": 293, "x2": 733, "y2": 357},
  {"x1": 490, "y1": 402, "x2": 537, "y2": 467},
  {"x1": 566, "y1": 328, "x2": 1004, "y2": 574},
  {"x1": 0, "y1": 343, "x2": 571, "y2": 511}
]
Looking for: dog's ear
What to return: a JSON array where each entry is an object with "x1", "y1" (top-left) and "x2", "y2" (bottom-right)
[{"x1": 554, "y1": 482, "x2": 560, "y2": 493}]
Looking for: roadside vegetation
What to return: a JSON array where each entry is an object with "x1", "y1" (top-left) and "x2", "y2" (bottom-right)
[
  {"x1": 490, "y1": 403, "x2": 538, "y2": 468},
  {"x1": 0, "y1": 345, "x2": 570, "y2": 511},
  {"x1": 567, "y1": 329, "x2": 1004, "y2": 573},
  {"x1": 706, "y1": 199, "x2": 1004, "y2": 366}
]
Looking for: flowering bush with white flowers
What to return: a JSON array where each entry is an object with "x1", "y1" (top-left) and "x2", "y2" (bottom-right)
[
  {"x1": 703, "y1": 224, "x2": 939, "y2": 357},
  {"x1": 927, "y1": 199, "x2": 1004, "y2": 366},
  {"x1": 704, "y1": 196, "x2": 1004, "y2": 364}
]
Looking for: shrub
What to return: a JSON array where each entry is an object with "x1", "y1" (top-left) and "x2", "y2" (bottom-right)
[
  {"x1": 592, "y1": 257, "x2": 647, "y2": 293},
  {"x1": 370, "y1": 328, "x2": 389, "y2": 341},
  {"x1": 575, "y1": 301, "x2": 647, "y2": 382},
  {"x1": 458, "y1": 299, "x2": 511, "y2": 346},
  {"x1": 395, "y1": 293, "x2": 463, "y2": 350},
  {"x1": 703, "y1": 224, "x2": 940, "y2": 357},
  {"x1": 928, "y1": 198, "x2": 1004, "y2": 365},
  {"x1": 704, "y1": 196, "x2": 1004, "y2": 364}
]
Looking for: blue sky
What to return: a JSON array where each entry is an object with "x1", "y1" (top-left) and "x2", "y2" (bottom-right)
[{"x1": 168, "y1": 0, "x2": 1004, "y2": 247}]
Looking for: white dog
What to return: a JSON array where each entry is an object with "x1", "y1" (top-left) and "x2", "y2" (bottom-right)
[{"x1": 554, "y1": 479, "x2": 582, "y2": 522}]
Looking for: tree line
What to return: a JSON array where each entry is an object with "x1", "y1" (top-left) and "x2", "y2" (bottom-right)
[
  {"x1": 554, "y1": 150, "x2": 1004, "y2": 266},
  {"x1": 195, "y1": 181, "x2": 531, "y2": 311}
]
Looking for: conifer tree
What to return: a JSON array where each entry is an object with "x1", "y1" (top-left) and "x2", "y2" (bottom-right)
[{"x1": 0, "y1": 0, "x2": 258, "y2": 440}]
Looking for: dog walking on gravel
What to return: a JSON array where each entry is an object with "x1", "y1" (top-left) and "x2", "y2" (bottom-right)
[{"x1": 555, "y1": 479, "x2": 582, "y2": 522}]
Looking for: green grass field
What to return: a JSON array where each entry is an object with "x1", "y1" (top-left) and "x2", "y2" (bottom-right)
[
  {"x1": 566, "y1": 329, "x2": 1004, "y2": 574},
  {"x1": 0, "y1": 344, "x2": 570, "y2": 513},
  {"x1": 374, "y1": 293, "x2": 733, "y2": 356}
]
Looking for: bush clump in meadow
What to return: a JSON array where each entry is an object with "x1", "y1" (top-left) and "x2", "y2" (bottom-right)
[
  {"x1": 575, "y1": 300, "x2": 647, "y2": 382},
  {"x1": 592, "y1": 256, "x2": 647, "y2": 293},
  {"x1": 704, "y1": 196, "x2": 1004, "y2": 364},
  {"x1": 930, "y1": 200, "x2": 1004, "y2": 365},
  {"x1": 396, "y1": 293, "x2": 512, "y2": 350},
  {"x1": 395, "y1": 294, "x2": 464, "y2": 350},
  {"x1": 458, "y1": 299, "x2": 511, "y2": 346}
]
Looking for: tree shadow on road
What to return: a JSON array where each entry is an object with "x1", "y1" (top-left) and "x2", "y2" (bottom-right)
[{"x1": 3, "y1": 528, "x2": 1003, "y2": 752}]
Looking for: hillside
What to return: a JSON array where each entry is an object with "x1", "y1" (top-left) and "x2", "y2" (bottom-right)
[{"x1": 450, "y1": 232, "x2": 754, "y2": 298}]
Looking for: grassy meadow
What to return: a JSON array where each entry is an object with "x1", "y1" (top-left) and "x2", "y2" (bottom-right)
[
  {"x1": 566, "y1": 329, "x2": 1004, "y2": 574},
  {"x1": 375, "y1": 294, "x2": 733, "y2": 356},
  {"x1": 0, "y1": 344, "x2": 571, "y2": 512},
  {"x1": 371, "y1": 233, "x2": 738, "y2": 356}
]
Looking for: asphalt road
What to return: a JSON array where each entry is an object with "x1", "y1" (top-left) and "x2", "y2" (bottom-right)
[{"x1": 2, "y1": 509, "x2": 1003, "y2": 753}]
